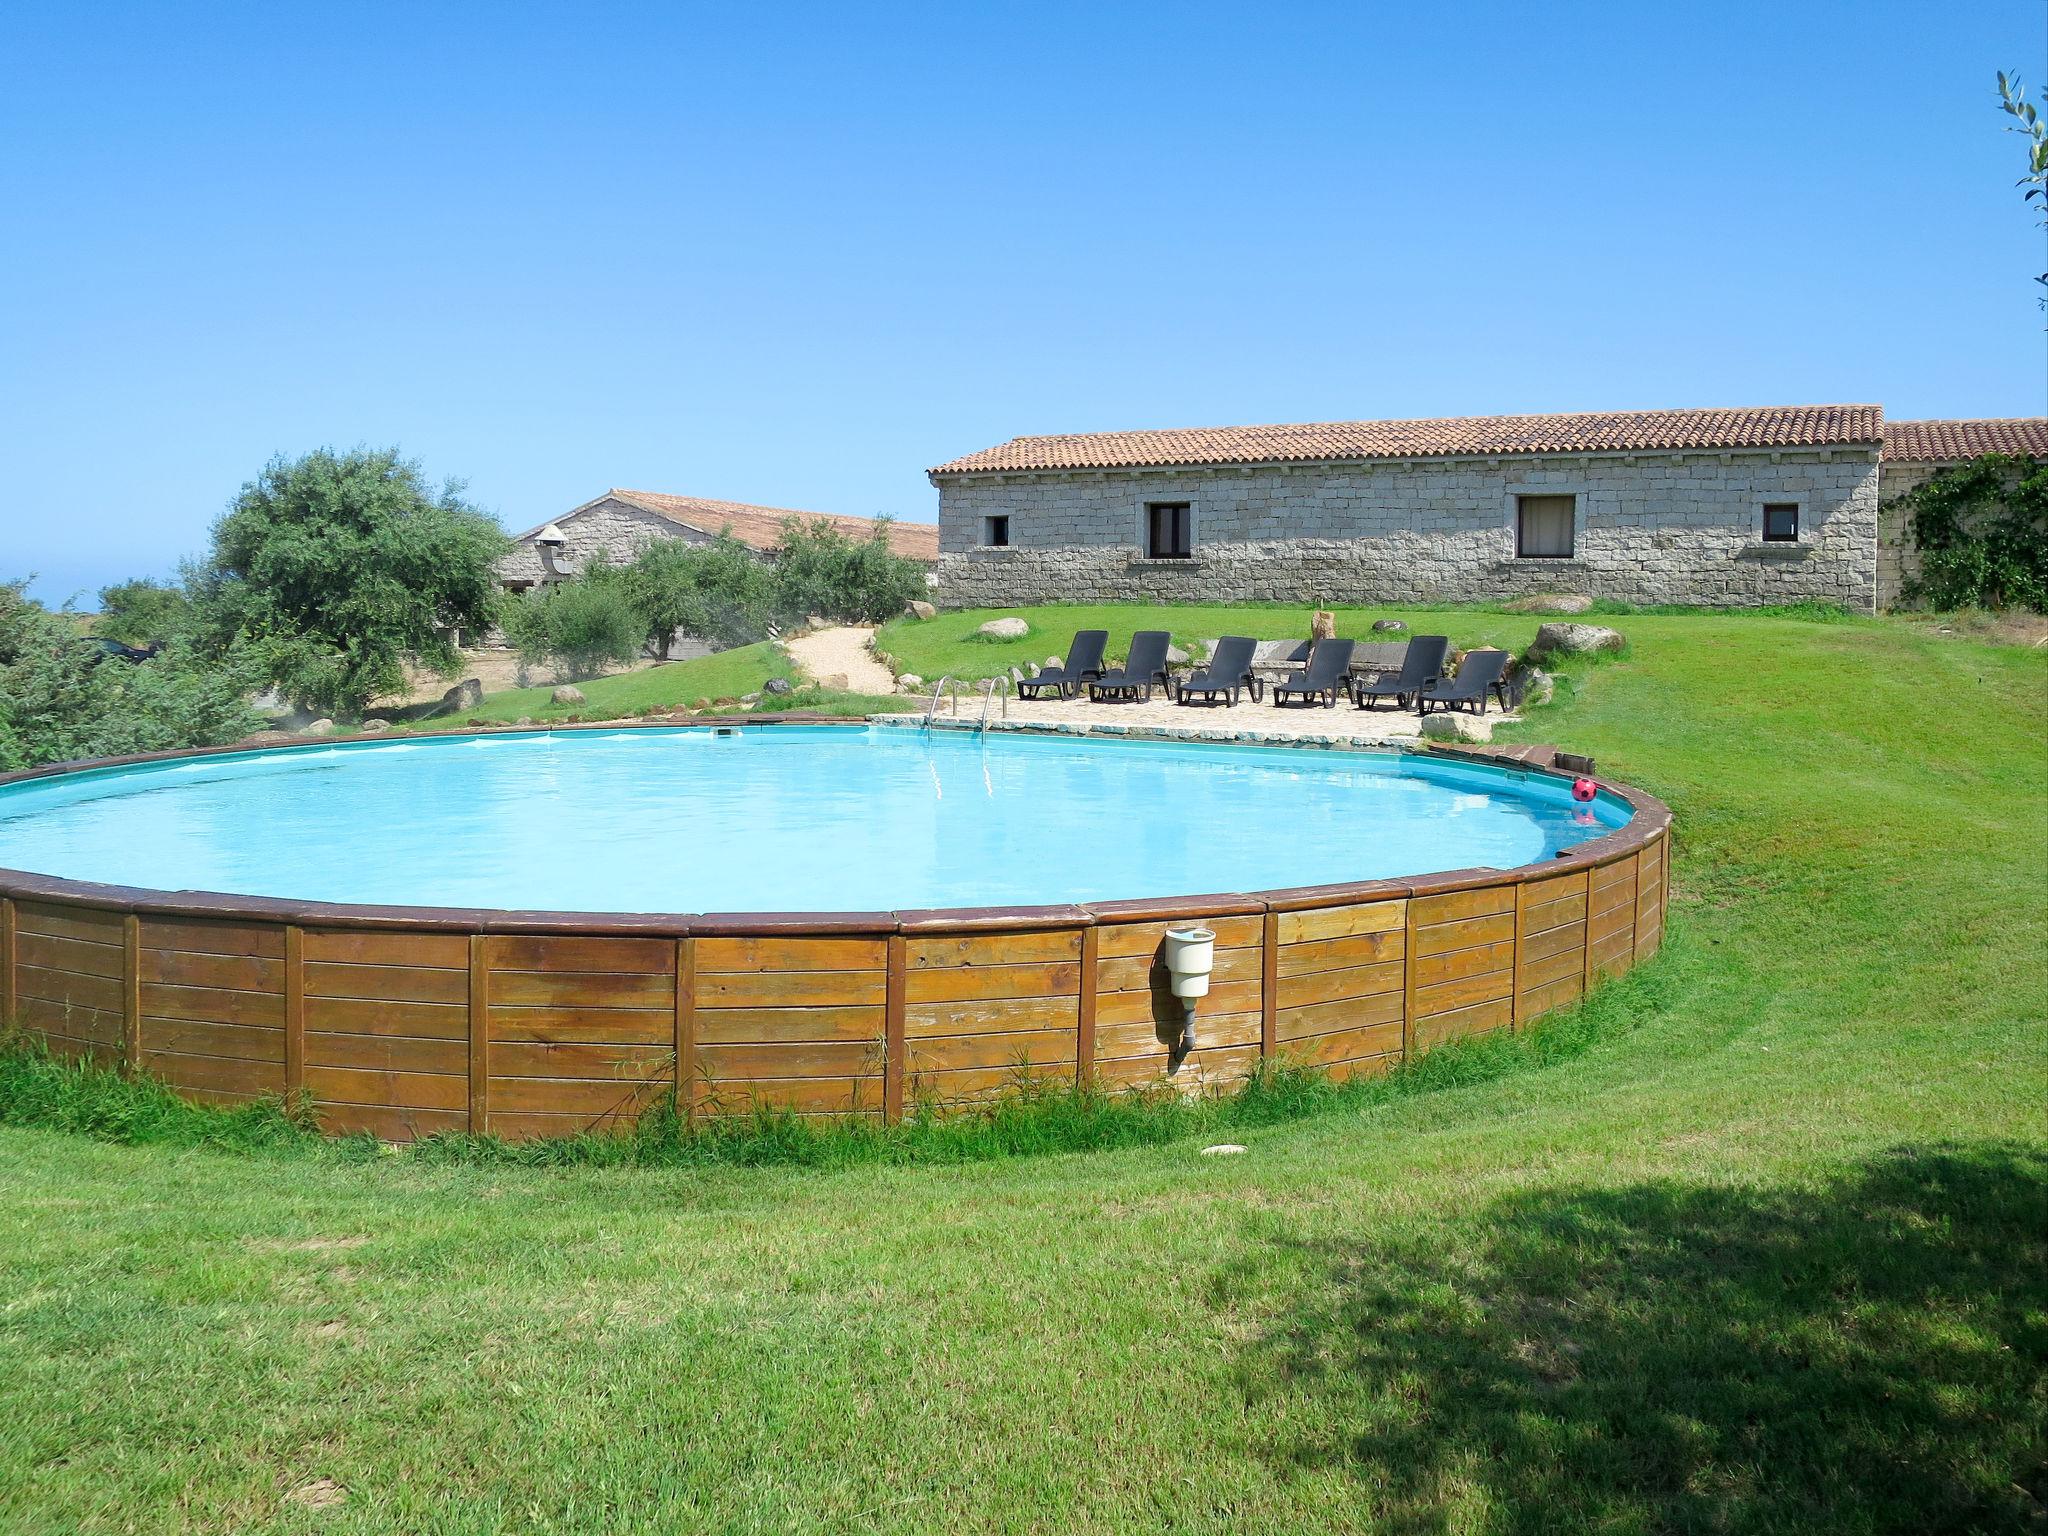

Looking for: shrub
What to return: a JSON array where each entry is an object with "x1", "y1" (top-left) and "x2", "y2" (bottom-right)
[
  {"x1": 772, "y1": 517, "x2": 926, "y2": 625},
  {"x1": 1894, "y1": 453, "x2": 2048, "y2": 612},
  {"x1": 623, "y1": 534, "x2": 779, "y2": 655},
  {"x1": 503, "y1": 570, "x2": 646, "y2": 680},
  {"x1": 94, "y1": 578, "x2": 190, "y2": 647}
]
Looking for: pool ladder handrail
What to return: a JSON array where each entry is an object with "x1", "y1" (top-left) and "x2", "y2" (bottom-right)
[
  {"x1": 977, "y1": 674, "x2": 1010, "y2": 733},
  {"x1": 923, "y1": 675, "x2": 965, "y2": 729}
]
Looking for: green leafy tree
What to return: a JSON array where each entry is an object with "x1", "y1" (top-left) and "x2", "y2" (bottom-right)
[
  {"x1": 95, "y1": 578, "x2": 190, "y2": 647},
  {"x1": 1996, "y1": 71, "x2": 2048, "y2": 302},
  {"x1": 0, "y1": 581, "x2": 257, "y2": 771},
  {"x1": 623, "y1": 534, "x2": 779, "y2": 656},
  {"x1": 501, "y1": 567, "x2": 646, "y2": 680},
  {"x1": 189, "y1": 447, "x2": 508, "y2": 717},
  {"x1": 1893, "y1": 453, "x2": 2048, "y2": 611},
  {"x1": 771, "y1": 517, "x2": 926, "y2": 625}
]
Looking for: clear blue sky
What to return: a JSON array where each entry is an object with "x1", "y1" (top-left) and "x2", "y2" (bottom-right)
[{"x1": 3, "y1": 0, "x2": 2043, "y2": 604}]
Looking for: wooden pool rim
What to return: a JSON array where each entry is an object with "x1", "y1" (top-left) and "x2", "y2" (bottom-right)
[{"x1": 0, "y1": 720, "x2": 1671, "y2": 1141}]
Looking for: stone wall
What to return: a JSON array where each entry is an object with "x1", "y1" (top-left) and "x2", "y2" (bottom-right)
[
  {"x1": 935, "y1": 452, "x2": 1883, "y2": 612},
  {"x1": 498, "y1": 498, "x2": 722, "y2": 585}
]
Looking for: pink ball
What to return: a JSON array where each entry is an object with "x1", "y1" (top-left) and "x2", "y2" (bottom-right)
[{"x1": 1571, "y1": 776, "x2": 1598, "y2": 803}]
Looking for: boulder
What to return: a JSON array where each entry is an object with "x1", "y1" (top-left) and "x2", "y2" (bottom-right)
[
  {"x1": 434, "y1": 678, "x2": 484, "y2": 716},
  {"x1": 977, "y1": 616, "x2": 1030, "y2": 641},
  {"x1": 690, "y1": 697, "x2": 712, "y2": 711},
  {"x1": 823, "y1": 673, "x2": 849, "y2": 691},
  {"x1": 514, "y1": 717, "x2": 535, "y2": 727},
  {"x1": 551, "y1": 685, "x2": 586, "y2": 705},
  {"x1": 1514, "y1": 666, "x2": 1556, "y2": 708},
  {"x1": 905, "y1": 600, "x2": 938, "y2": 621},
  {"x1": 763, "y1": 677, "x2": 793, "y2": 696},
  {"x1": 898, "y1": 673, "x2": 924, "y2": 692},
  {"x1": 1164, "y1": 644, "x2": 1190, "y2": 666},
  {"x1": 1418, "y1": 711, "x2": 1494, "y2": 743},
  {"x1": 1524, "y1": 622, "x2": 1626, "y2": 662},
  {"x1": 358, "y1": 719, "x2": 390, "y2": 733},
  {"x1": 1045, "y1": 655, "x2": 1063, "y2": 670},
  {"x1": 1371, "y1": 618, "x2": 1407, "y2": 632},
  {"x1": 1505, "y1": 594, "x2": 1594, "y2": 616},
  {"x1": 298, "y1": 719, "x2": 336, "y2": 737},
  {"x1": 1310, "y1": 609, "x2": 1337, "y2": 641}
]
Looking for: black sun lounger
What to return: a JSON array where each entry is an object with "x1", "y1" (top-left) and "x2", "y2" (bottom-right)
[
  {"x1": 1018, "y1": 630, "x2": 1109, "y2": 700},
  {"x1": 1087, "y1": 630, "x2": 1173, "y2": 702},
  {"x1": 1271, "y1": 638, "x2": 1356, "y2": 708},
  {"x1": 1352, "y1": 634, "x2": 1449, "y2": 710},
  {"x1": 1418, "y1": 648, "x2": 1512, "y2": 715},
  {"x1": 1175, "y1": 636, "x2": 1262, "y2": 706}
]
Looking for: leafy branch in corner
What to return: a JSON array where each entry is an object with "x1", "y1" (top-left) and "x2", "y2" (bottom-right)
[{"x1": 1995, "y1": 70, "x2": 2048, "y2": 305}]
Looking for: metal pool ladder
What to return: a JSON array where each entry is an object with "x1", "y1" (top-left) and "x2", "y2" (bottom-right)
[
  {"x1": 977, "y1": 675, "x2": 1010, "y2": 734},
  {"x1": 923, "y1": 675, "x2": 964, "y2": 729}
]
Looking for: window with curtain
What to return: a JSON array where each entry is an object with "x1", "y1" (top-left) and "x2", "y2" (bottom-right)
[
  {"x1": 1146, "y1": 502, "x2": 1192, "y2": 559},
  {"x1": 1516, "y1": 494, "x2": 1576, "y2": 559}
]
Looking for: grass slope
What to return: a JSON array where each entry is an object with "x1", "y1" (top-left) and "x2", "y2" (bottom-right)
[{"x1": 1, "y1": 609, "x2": 2044, "y2": 1535}]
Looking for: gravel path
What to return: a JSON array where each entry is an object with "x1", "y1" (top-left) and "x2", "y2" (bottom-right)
[{"x1": 786, "y1": 625, "x2": 897, "y2": 694}]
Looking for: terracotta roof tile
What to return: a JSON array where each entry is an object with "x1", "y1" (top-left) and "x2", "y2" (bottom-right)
[
  {"x1": 541, "y1": 491, "x2": 938, "y2": 562},
  {"x1": 929, "y1": 405, "x2": 1886, "y2": 476},
  {"x1": 1880, "y1": 418, "x2": 2048, "y2": 462}
]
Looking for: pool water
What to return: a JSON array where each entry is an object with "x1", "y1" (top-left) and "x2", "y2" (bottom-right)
[{"x1": 0, "y1": 727, "x2": 1630, "y2": 913}]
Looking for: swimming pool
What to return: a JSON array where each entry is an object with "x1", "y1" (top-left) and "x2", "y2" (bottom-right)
[
  {"x1": 0, "y1": 722, "x2": 1670, "y2": 1141},
  {"x1": 0, "y1": 726, "x2": 1632, "y2": 912}
]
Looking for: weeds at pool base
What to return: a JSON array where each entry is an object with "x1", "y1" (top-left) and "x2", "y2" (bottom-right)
[{"x1": 0, "y1": 955, "x2": 1675, "y2": 1170}]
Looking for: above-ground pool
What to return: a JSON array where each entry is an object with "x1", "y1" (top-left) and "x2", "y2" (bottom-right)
[
  {"x1": 0, "y1": 726, "x2": 1634, "y2": 912},
  {"x1": 0, "y1": 722, "x2": 1670, "y2": 1142}
]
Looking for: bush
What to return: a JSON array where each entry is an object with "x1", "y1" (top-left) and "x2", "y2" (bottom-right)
[
  {"x1": 1895, "y1": 453, "x2": 2048, "y2": 612},
  {"x1": 772, "y1": 517, "x2": 926, "y2": 625},
  {"x1": 0, "y1": 582, "x2": 258, "y2": 771},
  {"x1": 94, "y1": 578, "x2": 190, "y2": 647},
  {"x1": 623, "y1": 534, "x2": 779, "y2": 656},
  {"x1": 502, "y1": 570, "x2": 646, "y2": 680}
]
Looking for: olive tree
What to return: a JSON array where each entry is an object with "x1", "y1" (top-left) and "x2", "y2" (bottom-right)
[
  {"x1": 623, "y1": 533, "x2": 779, "y2": 656},
  {"x1": 189, "y1": 448, "x2": 508, "y2": 717}
]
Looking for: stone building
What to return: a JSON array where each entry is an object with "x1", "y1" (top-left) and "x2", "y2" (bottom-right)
[
  {"x1": 928, "y1": 406, "x2": 2045, "y2": 613},
  {"x1": 499, "y1": 489, "x2": 938, "y2": 591}
]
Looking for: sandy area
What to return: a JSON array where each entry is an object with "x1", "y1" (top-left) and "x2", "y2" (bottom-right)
[
  {"x1": 921, "y1": 682, "x2": 1515, "y2": 744},
  {"x1": 785, "y1": 625, "x2": 896, "y2": 693}
]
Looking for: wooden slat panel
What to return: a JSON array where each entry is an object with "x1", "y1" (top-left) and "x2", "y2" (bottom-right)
[
  {"x1": 484, "y1": 1006, "x2": 669, "y2": 1046},
  {"x1": 1520, "y1": 868, "x2": 1589, "y2": 905},
  {"x1": 902, "y1": 962, "x2": 1081, "y2": 1005},
  {"x1": 1518, "y1": 945, "x2": 1585, "y2": 991},
  {"x1": 1275, "y1": 990, "x2": 1405, "y2": 1043},
  {"x1": 486, "y1": 1076, "x2": 670, "y2": 1117},
  {"x1": 1411, "y1": 968, "x2": 1513, "y2": 1019},
  {"x1": 695, "y1": 936, "x2": 889, "y2": 973},
  {"x1": 306, "y1": 1032, "x2": 467, "y2": 1075},
  {"x1": 486, "y1": 1111, "x2": 666, "y2": 1141},
  {"x1": 1412, "y1": 911, "x2": 1515, "y2": 957},
  {"x1": 1520, "y1": 920, "x2": 1584, "y2": 966},
  {"x1": 907, "y1": 1029, "x2": 1078, "y2": 1073},
  {"x1": 883, "y1": 932, "x2": 905, "y2": 1125},
  {"x1": 905, "y1": 1060, "x2": 1077, "y2": 1100},
  {"x1": 483, "y1": 935, "x2": 676, "y2": 974},
  {"x1": 1522, "y1": 891, "x2": 1588, "y2": 936},
  {"x1": 1095, "y1": 1010, "x2": 1259, "y2": 1060},
  {"x1": 1097, "y1": 946, "x2": 1259, "y2": 995},
  {"x1": 489, "y1": 1042, "x2": 671, "y2": 1080},
  {"x1": 1411, "y1": 886, "x2": 1517, "y2": 926},
  {"x1": 283, "y1": 926, "x2": 304, "y2": 1105},
  {"x1": 1588, "y1": 900, "x2": 1635, "y2": 945},
  {"x1": 698, "y1": 970, "x2": 888, "y2": 1008},
  {"x1": 1520, "y1": 974, "x2": 1584, "y2": 1021},
  {"x1": 1410, "y1": 940, "x2": 1515, "y2": 990},
  {"x1": 147, "y1": 1050, "x2": 281, "y2": 1097},
  {"x1": 15, "y1": 931, "x2": 126, "y2": 980},
  {"x1": 138, "y1": 948, "x2": 284, "y2": 994},
  {"x1": 1589, "y1": 879, "x2": 1636, "y2": 923},
  {"x1": 1274, "y1": 959, "x2": 1404, "y2": 1011},
  {"x1": 1275, "y1": 900, "x2": 1405, "y2": 946},
  {"x1": 1095, "y1": 977, "x2": 1261, "y2": 1027},
  {"x1": 301, "y1": 929, "x2": 470, "y2": 968},
  {"x1": 15, "y1": 963, "x2": 125, "y2": 1013},
  {"x1": 14, "y1": 996, "x2": 123, "y2": 1046},
  {"x1": 1274, "y1": 927, "x2": 1405, "y2": 976},
  {"x1": 303, "y1": 996, "x2": 468, "y2": 1039},
  {"x1": 468, "y1": 936, "x2": 488, "y2": 1135},
  {"x1": 906, "y1": 930, "x2": 1082, "y2": 968},
  {"x1": 697, "y1": 1041, "x2": 883, "y2": 1079},
  {"x1": 1413, "y1": 996, "x2": 1514, "y2": 1050},
  {"x1": 698, "y1": 1076, "x2": 878, "y2": 1116},
  {"x1": 143, "y1": 1017, "x2": 284, "y2": 1063},
  {"x1": 1591, "y1": 855, "x2": 1638, "y2": 894},
  {"x1": 1077, "y1": 924, "x2": 1098, "y2": 1087},
  {"x1": 305, "y1": 1064, "x2": 478, "y2": 1112},
  {"x1": 1259, "y1": 911, "x2": 1278, "y2": 1059},
  {"x1": 903, "y1": 996, "x2": 1080, "y2": 1038},
  {"x1": 1093, "y1": 914, "x2": 1263, "y2": 959},
  {"x1": 0, "y1": 897, "x2": 14, "y2": 1033},
  {"x1": 14, "y1": 901, "x2": 124, "y2": 946},
  {"x1": 140, "y1": 918, "x2": 285, "y2": 960},
  {"x1": 1277, "y1": 1018, "x2": 1404, "y2": 1066},
  {"x1": 139, "y1": 982, "x2": 285, "y2": 1028},
  {"x1": 691, "y1": 1006, "x2": 886, "y2": 1045},
  {"x1": 304, "y1": 961, "x2": 470, "y2": 1004},
  {"x1": 486, "y1": 970, "x2": 676, "y2": 1009},
  {"x1": 1590, "y1": 930, "x2": 1634, "y2": 976},
  {"x1": 316, "y1": 1102, "x2": 468, "y2": 1141},
  {"x1": 1096, "y1": 1042, "x2": 1260, "y2": 1090},
  {"x1": 1325, "y1": 1053, "x2": 1398, "y2": 1085}
]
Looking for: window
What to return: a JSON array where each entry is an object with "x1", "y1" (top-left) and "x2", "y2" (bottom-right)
[
  {"x1": 983, "y1": 514, "x2": 1010, "y2": 548},
  {"x1": 1762, "y1": 502, "x2": 1799, "y2": 542},
  {"x1": 1516, "y1": 494, "x2": 1576, "y2": 558},
  {"x1": 1146, "y1": 502, "x2": 1192, "y2": 559}
]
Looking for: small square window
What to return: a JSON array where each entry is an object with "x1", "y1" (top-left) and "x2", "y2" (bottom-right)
[
  {"x1": 1516, "y1": 494, "x2": 1576, "y2": 559},
  {"x1": 983, "y1": 515, "x2": 1010, "y2": 548},
  {"x1": 1762, "y1": 503, "x2": 1799, "y2": 542},
  {"x1": 1146, "y1": 502, "x2": 1192, "y2": 559}
]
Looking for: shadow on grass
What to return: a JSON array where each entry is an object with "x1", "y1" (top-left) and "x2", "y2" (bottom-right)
[{"x1": 1240, "y1": 1143, "x2": 2048, "y2": 1534}]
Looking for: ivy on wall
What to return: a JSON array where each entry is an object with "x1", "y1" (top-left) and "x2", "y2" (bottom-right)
[{"x1": 1890, "y1": 453, "x2": 2048, "y2": 612}]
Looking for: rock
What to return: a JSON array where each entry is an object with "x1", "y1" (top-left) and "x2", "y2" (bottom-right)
[
  {"x1": 1514, "y1": 666, "x2": 1556, "y2": 707},
  {"x1": 823, "y1": 673, "x2": 849, "y2": 691},
  {"x1": 1025, "y1": 662, "x2": 1039, "y2": 677},
  {"x1": 1009, "y1": 667, "x2": 1026, "y2": 686},
  {"x1": 551, "y1": 685, "x2": 586, "y2": 705},
  {"x1": 690, "y1": 697, "x2": 712, "y2": 711},
  {"x1": 358, "y1": 719, "x2": 390, "y2": 732},
  {"x1": 898, "y1": 674, "x2": 924, "y2": 691},
  {"x1": 1045, "y1": 655, "x2": 1063, "y2": 670},
  {"x1": 1418, "y1": 711, "x2": 1494, "y2": 743},
  {"x1": 514, "y1": 716, "x2": 535, "y2": 727},
  {"x1": 905, "y1": 600, "x2": 937, "y2": 621},
  {"x1": 434, "y1": 678, "x2": 484, "y2": 716},
  {"x1": 298, "y1": 719, "x2": 336, "y2": 737},
  {"x1": 741, "y1": 692, "x2": 761, "y2": 704},
  {"x1": 1200, "y1": 1144, "x2": 1248, "y2": 1157},
  {"x1": 1310, "y1": 609, "x2": 1337, "y2": 641},
  {"x1": 1371, "y1": 618, "x2": 1407, "y2": 632},
  {"x1": 1164, "y1": 644, "x2": 1190, "y2": 665},
  {"x1": 1505, "y1": 593, "x2": 1594, "y2": 615},
  {"x1": 1524, "y1": 622, "x2": 1626, "y2": 662},
  {"x1": 764, "y1": 678, "x2": 793, "y2": 696},
  {"x1": 977, "y1": 616, "x2": 1029, "y2": 641}
]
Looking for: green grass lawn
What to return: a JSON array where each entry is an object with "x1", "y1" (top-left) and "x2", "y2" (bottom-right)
[
  {"x1": 423, "y1": 641, "x2": 914, "y2": 725},
  {"x1": 3, "y1": 607, "x2": 2045, "y2": 1534}
]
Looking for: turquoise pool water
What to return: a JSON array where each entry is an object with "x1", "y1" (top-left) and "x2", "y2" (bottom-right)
[{"x1": 0, "y1": 727, "x2": 1630, "y2": 913}]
